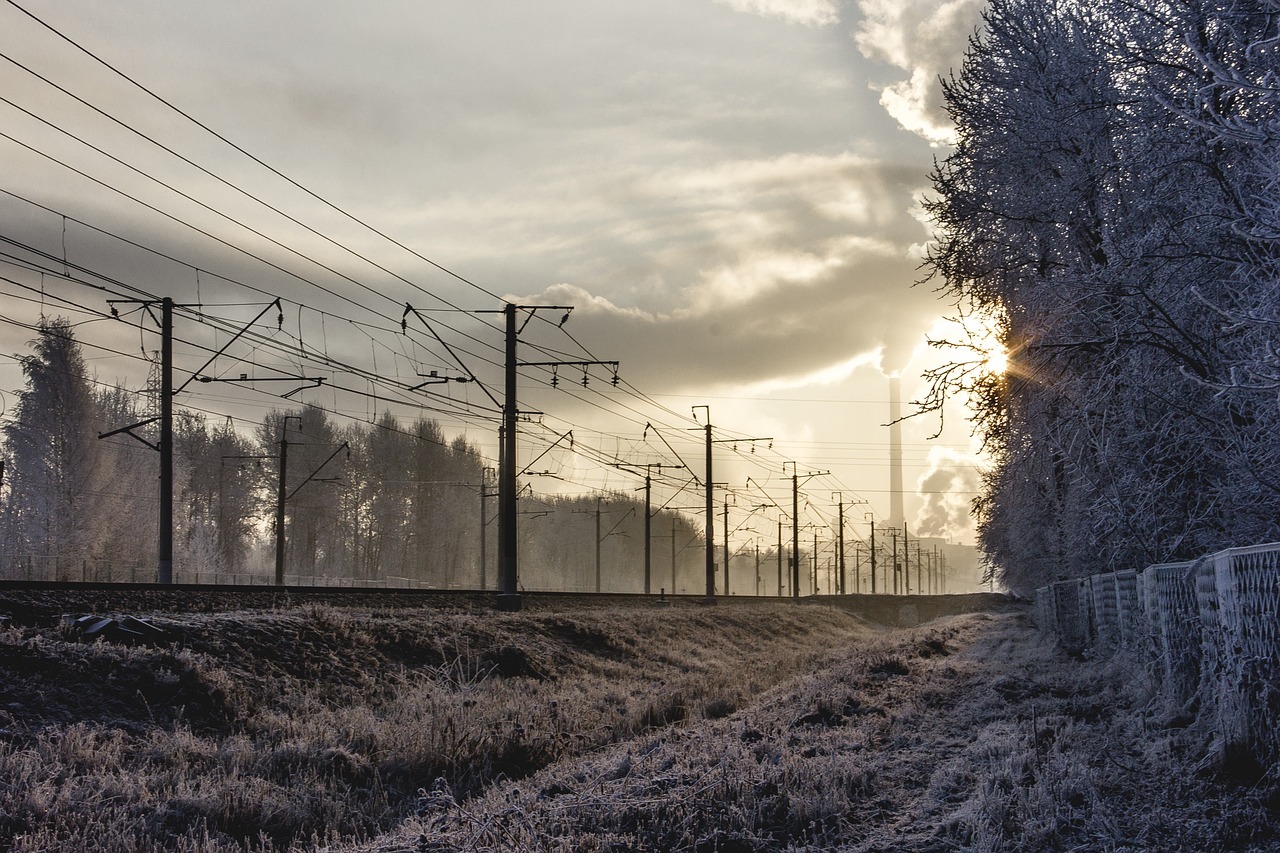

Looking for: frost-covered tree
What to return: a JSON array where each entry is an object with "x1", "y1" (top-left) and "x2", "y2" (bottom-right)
[
  {"x1": 409, "y1": 423, "x2": 484, "y2": 586},
  {"x1": 1, "y1": 318, "x2": 102, "y2": 569},
  {"x1": 926, "y1": 0, "x2": 1280, "y2": 593},
  {"x1": 89, "y1": 383, "x2": 157, "y2": 572},
  {"x1": 351, "y1": 412, "x2": 411, "y2": 581},
  {"x1": 256, "y1": 405, "x2": 348, "y2": 581},
  {"x1": 174, "y1": 411, "x2": 261, "y2": 578}
]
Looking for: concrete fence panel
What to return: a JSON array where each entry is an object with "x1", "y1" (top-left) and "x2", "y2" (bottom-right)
[
  {"x1": 1051, "y1": 579, "x2": 1088, "y2": 655},
  {"x1": 1090, "y1": 572, "x2": 1120, "y2": 652},
  {"x1": 1208, "y1": 543, "x2": 1280, "y2": 768},
  {"x1": 1034, "y1": 586, "x2": 1055, "y2": 635},
  {"x1": 1145, "y1": 562, "x2": 1201, "y2": 714},
  {"x1": 1035, "y1": 544, "x2": 1280, "y2": 771},
  {"x1": 1114, "y1": 569, "x2": 1141, "y2": 650}
]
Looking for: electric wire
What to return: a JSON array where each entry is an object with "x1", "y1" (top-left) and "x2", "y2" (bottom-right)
[
  {"x1": 0, "y1": 14, "x2": 949, "y2": 543},
  {"x1": 3, "y1": 0, "x2": 505, "y2": 303}
]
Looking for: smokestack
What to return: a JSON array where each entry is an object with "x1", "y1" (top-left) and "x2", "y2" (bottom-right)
[{"x1": 889, "y1": 376, "x2": 904, "y2": 527}]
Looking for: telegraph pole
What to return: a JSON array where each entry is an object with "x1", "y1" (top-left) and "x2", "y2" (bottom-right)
[
  {"x1": 838, "y1": 497, "x2": 846, "y2": 595},
  {"x1": 755, "y1": 539, "x2": 761, "y2": 596},
  {"x1": 693, "y1": 408, "x2": 769, "y2": 602},
  {"x1": 632, "y1": 462, "x2": 682, "y2": 595},
  {"x1": 784, "y1": 462, "x2": 828, "y2": 599},
  {"x1": 890, "y1": 526, "x2": 899, "y2": 594},
  {"x1": 479, "y1": 468, "x2": 496, "y2": 590},
  {"x1": 777, "y1": 516, "x2": 784, "y2": 596},
  {"x1": 671, "y1": 516, "x2": 678, "y2": 594},
  {"x1": 274, "y1": 425, "x2": 290, "y2": 585},
  {"x1": 482, "y1": 302, "x2": 616, "y2": 611},
  {"x1": 722, "y1": 497, "x2": 731, "y2": 595},
  {"x1": 645, "y1": 473, "x2": 652, "y2": 594},
  {"x1": 595, "y1": 496, "x2": 602, "y2": 593},
  {"x1": 700, "y1": 408, "x2": 714, "y2": 601},
  {"x1": 158, "y1": 297, "x2": 173, "y2": 584},
  {"x1": 574, "y1": 497, "x2": 634, "y2": 593},
  {"x1": 916, "y1": 541, "x2": 923, "y2": 595},
  {"x1": 498, "y1": 304, "x2": 519, "y2": 609},
  {"x1": 813, "y1": 529, "x2": 820, "y2": 595},
  {"x1": 106, "y1": 295, "x2": 274, "y2": 584},
  {"x1": 691, "y1": 406, "x2": 716, "y2": 601},
  {"x1": 903, "y1": 523, "x2": 910, "y2": 594},
  {"x1": 274, "y1": 415, "x2": 347, "y2": 587},
  {"x1": 869, "y1": 516, "x2": 877, "y2": 594},
  {"x1": 783, "y1": 466, "x2": 793, "y2": 596}
]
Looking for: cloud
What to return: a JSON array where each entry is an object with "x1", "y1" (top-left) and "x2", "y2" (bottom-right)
[
  {"x1": 913, "y1": 446, "x2": 982, "y2": 540},
  {"x1": 853, "y1": 0, "x2": 985, "y2": 144},
  {"x1": 527, "y1": 235, "x2": 927, "y2": 394},
  {"x1": 494, "y1": 147, "x2": 939, "y2": 391},
  {"x1": 713, "y1": 0, "x2": 841, "y2": 26}
]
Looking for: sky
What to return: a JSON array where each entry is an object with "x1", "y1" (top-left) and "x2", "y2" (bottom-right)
[{"x1": 0, "y1": 0, "x2": 993, "y2": 546}]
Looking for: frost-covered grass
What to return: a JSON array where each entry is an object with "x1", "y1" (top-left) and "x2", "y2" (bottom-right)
[
  {"x1": 0, "y1": 601, "x2": 872, "y2": 851},
  {"x1": 365, "y1": 612, "x2": 1280, "y2": 852},
  {"x1": 1, "y1": 603, "x2": 1274, "y2": 851}
]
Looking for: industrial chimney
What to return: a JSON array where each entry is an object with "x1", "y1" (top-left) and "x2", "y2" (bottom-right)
[{"x1": 889, "y1": 375, "x2": 904, "y2": 528}]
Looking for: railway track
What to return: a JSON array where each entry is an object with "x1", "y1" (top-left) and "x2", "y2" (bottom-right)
[{"x1": 0, "y1": 580, "x2": 1018, "y2": 626}]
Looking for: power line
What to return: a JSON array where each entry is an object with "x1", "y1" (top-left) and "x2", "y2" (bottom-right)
[
  {"x1": 3, "y1": 0, "x2": 503, "y2": 304},
  {"x1": 0, "y1": 10, "x2": 940, "y2": 526}
]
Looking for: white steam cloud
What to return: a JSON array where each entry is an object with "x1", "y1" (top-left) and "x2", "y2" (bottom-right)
[{"x1": 914, "y1": 447, "x2": 982, "y2": 541}]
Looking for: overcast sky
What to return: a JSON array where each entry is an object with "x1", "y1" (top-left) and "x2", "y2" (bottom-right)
[{"x1": 0, "y1": 0, "x2": 991, "y2": 544}]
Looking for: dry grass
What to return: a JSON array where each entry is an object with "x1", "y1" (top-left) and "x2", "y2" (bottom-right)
[
  {"x1": 362, "y1": 612, "x2": 1280, "y2": 852},
  {"x1": 2, "y1": 602, "x2": 1274, "y2": 851},
  {"x1": 0, "y1": 601, "x2": 873, "y2": 851}
]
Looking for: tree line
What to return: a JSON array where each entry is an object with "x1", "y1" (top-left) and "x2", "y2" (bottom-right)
[
  {"x1": 926, "y1": 0, "x2": 1280, "y2": 594},
  {"x1": 0, "y1": 317, "x2": 721, "y2": 589}
]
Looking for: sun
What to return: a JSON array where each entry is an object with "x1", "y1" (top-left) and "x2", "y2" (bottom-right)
[{"x1": 985, "y1": 345, "x2": 1008, "y2": 375}]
